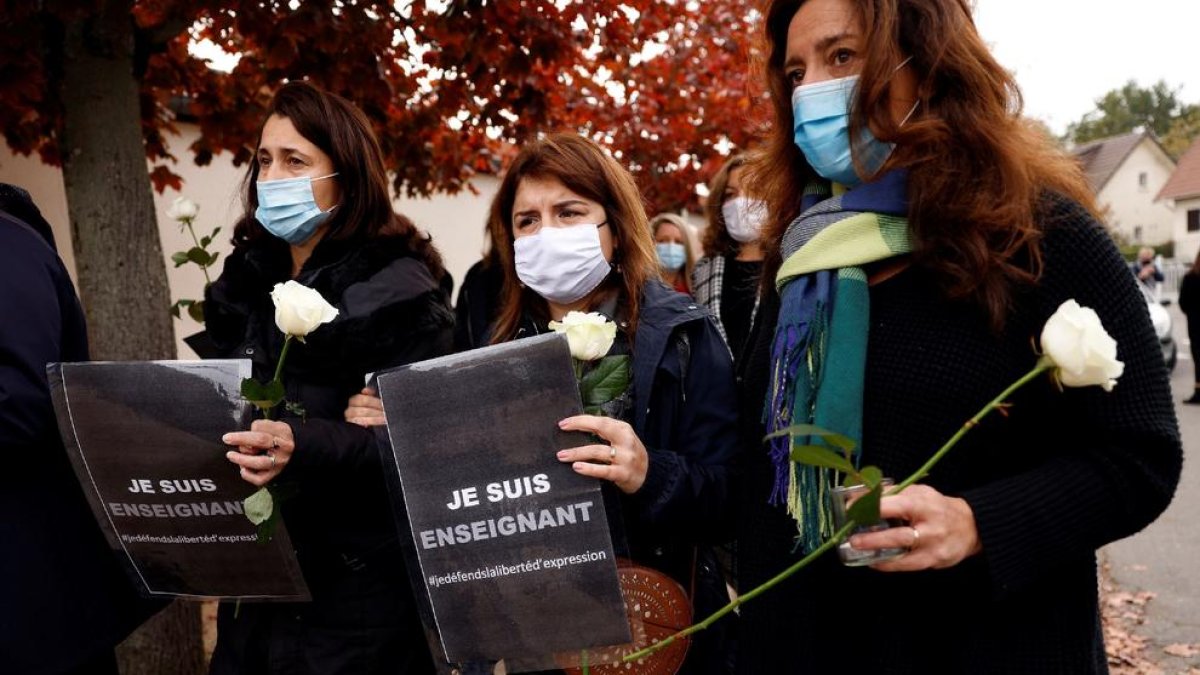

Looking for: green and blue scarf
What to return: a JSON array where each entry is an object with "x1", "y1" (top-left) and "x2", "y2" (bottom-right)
[{"x1": 765, "y1": 170, "x2": 912, "y2": 552}]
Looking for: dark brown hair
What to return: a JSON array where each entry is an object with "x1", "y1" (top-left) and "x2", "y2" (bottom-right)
[
  {"x1": 702, "y1": 154, "x2": 750, "y2": 257},
  {"x1": 753, "y1": 0, "x2": 1096, "y2": 328},
  {"x1": 488, "y1": 133, "x2": 659, "y2": 343},
  {"x1": 233, "y1": 81, "x2": 444, "y2": 277}
]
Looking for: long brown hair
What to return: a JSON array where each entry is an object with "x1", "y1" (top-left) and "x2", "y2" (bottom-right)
[
  {"x1": 753, "y1": 0, "x2": 1096, "y2": 328},
  {"x1": 234, "y1": 81, "x2": 444, "y2": 278},
  {"x1": 702, "y1": 154, "x2": 750, "y2": 257},
  {"x1": 488, "y1": 133, "x2": 659, "y2": 343}
]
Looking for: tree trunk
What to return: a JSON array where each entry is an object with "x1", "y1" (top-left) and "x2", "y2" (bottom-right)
[
  {"x1": 59, "y1": 3, "x2": 204, "y2": 673},
  {"x1": 59, "y1": 0, "x2": 176, "y2": 361}
]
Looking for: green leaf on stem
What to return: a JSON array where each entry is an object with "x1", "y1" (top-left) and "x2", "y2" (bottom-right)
[
  {"x1": 241, "y1": 377, "x2": 285, "y2": 411},
  {"x1": 171, "y1": 251, "x2": 190, "y2": 267},
  {"x1": 209, "y1": 251, "x2": 221, "y2": 267},
  {"x1": 169, "y1": 299, "x2": 190, "y2": 318},
  {"x1": 789, "y1": 444, "x2": 858, "y2": 475},
  {"x1": 579, "y1": 355, "x2": 631, "y2": 406},
  {"x1": 186, "y1": 246, "x2": 210, "y2": 266},
  {"x1": 846, "y1": 482, "x2": 883, "y2": 525},
  {"x1": 763, "y1": 423, "x2": 858, "y2": 452},
  {"x1": 186, "y1": 300, "x2": 205, "y2": 323},
  {"x1": 858, "y1": 465, "x2": 883, "y2": 489},
  {"x1": 244, "y1": 486, "x2": 273, "y2": 525}
]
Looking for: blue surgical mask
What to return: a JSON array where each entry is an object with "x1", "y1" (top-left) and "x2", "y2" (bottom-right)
[
  {"x1": 791, "y1": 62, "x2": 917, "y2": 188},
  {"x1": 255, "y1": 172, "x2": 339, "y2": 245},
  {"x1": 656, "y1": 242, "x2": 687, "y2": 271}
]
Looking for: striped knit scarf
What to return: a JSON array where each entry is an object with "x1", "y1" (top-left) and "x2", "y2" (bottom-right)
[{"x1": 765, "y1": 170, "x2": 912, "y2": 553}]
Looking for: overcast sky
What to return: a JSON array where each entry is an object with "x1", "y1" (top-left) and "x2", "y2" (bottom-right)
[{"x1": 972, "y1": 0, "x2": 1200, "y2": 134}]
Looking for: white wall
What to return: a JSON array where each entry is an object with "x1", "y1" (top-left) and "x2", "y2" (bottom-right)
[
  {"x1": 1170, "y1": 195, "x2": 1200, "y2": 265},
  {"x1": 1097, "y1": 139, "x2": 1177, "y2": 246},
  {"x1": 0, "y1": 122, "x2": 490, "y2": 358}
]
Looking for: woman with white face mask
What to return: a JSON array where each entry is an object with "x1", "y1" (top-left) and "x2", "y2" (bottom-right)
[
  {"x1": 346, "y1": 133, "x2": 740, "y2": 674},
  {"x1": 205, "y1": 82, "x2": 453, "y2": 675},
  {"x1": 498, "y1": 134, "x2": 741, "y2": 674},
  {"x1": 691, "y1": 154, "x2": 768, "y2": 362},
  {"x1": 733, "y1": 0, "x2": 1182, "y2": 673}
]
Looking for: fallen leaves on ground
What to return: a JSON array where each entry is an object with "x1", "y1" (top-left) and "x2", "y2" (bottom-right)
[
  {"x1": 1165, "y1": 644, "x2": 1200, "y2": 658},
  {"x1": 1103, "y1": 561, "x2": 1163, "y2": 675}
]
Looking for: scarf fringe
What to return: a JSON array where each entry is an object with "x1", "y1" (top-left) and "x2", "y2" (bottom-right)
[{"x1": 766, "y1": 276, "x2": 835, "y2": 552}]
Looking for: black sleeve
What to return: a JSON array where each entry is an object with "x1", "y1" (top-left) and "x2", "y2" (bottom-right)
[
  {"x1": 285, "y1": 288, "x2": 454, "y2": 478},
  {"x1": 962, "y1": 201, "x2": 1183, "y2": 597},
  {"x1": 633, "y1": 317, "x2": 740, "y2": 543},
  {"x1": 204, "y1": 247, "x2": 259, "y2": 358},
  {"x1": 0, "y1": 220, "x2": 74, "y2": 452}
]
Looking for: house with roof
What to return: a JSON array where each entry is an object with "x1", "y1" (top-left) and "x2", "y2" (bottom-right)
[
  {"x1": 1157, "y1": 137, "x2": 1200, "y2": 264},
  {"x1": 1073, "y1": 130, "x2": 1177, "y2": 246}
]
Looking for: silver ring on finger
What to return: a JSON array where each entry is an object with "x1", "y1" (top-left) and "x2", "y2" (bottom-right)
[
  {"x1": 268, "y1": 451, "x2": 277, "y2": 470},
  {"x1": 609, "y1": 446, "x2": 617, "y2": 462},
  {"x1": 909, "y1": 526, "x2": 921, "y2": 550}
]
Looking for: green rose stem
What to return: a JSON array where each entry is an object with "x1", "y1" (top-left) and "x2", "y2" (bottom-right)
[
  {"x1": 261, "y1": 336, "x2": 294, "y2": 421},
  {"x1": 623, "y1": 357, "x2": 1056, "y2": 664},
  {"x1": 182, "y1": 217, "x2": 213, "y2": 286}
]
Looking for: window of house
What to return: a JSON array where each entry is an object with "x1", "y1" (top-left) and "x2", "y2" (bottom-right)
[
  {"x1": 1134, "y1": 225, "x2": 1144, "y2": 242},
  {"x1": 1188, "y1": 209, "x2": 1200, "y2": 232},
  {"x1": 1138, "y1": 172, "x2": 1148, "y2": 190}
]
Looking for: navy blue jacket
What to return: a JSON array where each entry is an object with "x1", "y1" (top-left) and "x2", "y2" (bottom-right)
[
  {"x1": 0, "y1": 199, "x2": 155, "y2": 673},
  {"x1": 513, "y1": 281, "x2": 739, "y2": 675},
  {"x1": 623, "y1": 281, "x2": 738, "y2": 553}
]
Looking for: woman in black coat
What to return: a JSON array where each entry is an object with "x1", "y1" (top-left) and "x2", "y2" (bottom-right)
[
  {"x1": 0, "y1": 185, "x2": 159, "y2": 675},
  {"x1": 733, "y1": 1, "x2": 1182, "y2": 672},
  {"x1": 1177, "y1": 249, "x2": 1200, "y2": 404},
  {"x1": 209, "y1": 82, "x2": 453, "y2": 675}
]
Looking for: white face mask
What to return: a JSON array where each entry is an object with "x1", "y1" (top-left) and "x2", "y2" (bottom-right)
[
  {"x1": 721, "y1": 196, "x2": 768, "y2": 243},
  {"x1": 514, "y1": 222, "x2": 612, "y2": 305}
]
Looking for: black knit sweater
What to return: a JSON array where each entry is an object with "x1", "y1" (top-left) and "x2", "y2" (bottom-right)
[{"x1": 734, "y1": 196, "x2": 1182, "y2": 674}]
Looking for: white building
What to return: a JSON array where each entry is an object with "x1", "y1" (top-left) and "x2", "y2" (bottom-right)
[
  {"x1": 0, "y1": 121, "x2": 492, "y2": 357},
  {"x1": 1157, "y1": 137, "x2": 1200, "y2": 265},
  {"x1": 1073, "y1": 131, "x2": 1177, "y2": 246}
]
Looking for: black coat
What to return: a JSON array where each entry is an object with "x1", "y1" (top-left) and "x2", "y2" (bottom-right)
[
  {"x1": 0, "y1": 202, "x2": 156, "y2": 674},
  {"x1": 204, "y1": 234, "x2": 454, "y2": 675},
  {"x1": 452, "y1": 258, "x2": 503, "y2": 352},
  {"x1": 735, "y1": 197, "x2": 1182, "y2": 673},
  {"x1": 206, "y1": 235, "x2": 454, "y2": 561},
  {"x1": 624, "y1": 281, "x2": 740, "y2": 675}
]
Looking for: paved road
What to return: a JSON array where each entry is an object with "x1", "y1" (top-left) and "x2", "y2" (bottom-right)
[{"x1": 1104, "y1": 301, "x2": 1200, "y2": 668}]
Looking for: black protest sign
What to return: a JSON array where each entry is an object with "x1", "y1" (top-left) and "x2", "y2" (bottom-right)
[
  {"x1": 377, "y1": 334, "x2": 629, "y2": 664},
  {"x1": 48, "y1": 360, "x2": 308, "y2": 600}
]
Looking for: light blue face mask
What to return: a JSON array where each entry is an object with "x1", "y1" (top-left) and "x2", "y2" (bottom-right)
[
  {"x1": 255, "y1": 172, "x2": 339, "y2": 245},
  {"x1": 791, "y1": 62, "x2": 917, "y2": 188},
  {"x1": 656, "y1": 242, "x2": 687, "y2": 271}
]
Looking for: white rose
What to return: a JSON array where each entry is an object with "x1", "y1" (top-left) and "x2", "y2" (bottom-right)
[
  {"x1": 548, "y1": 311, "x2": 617, "y2": 361},
  {"x1": 167, "y1": 196, "x2": 199, "y2": 222},
  {"x1": 1040, "y1": 299, "x2": 1124, "y2": 391},
  {"x1": 271, "y1": 280, "x2": 339, "y2": 340}
]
